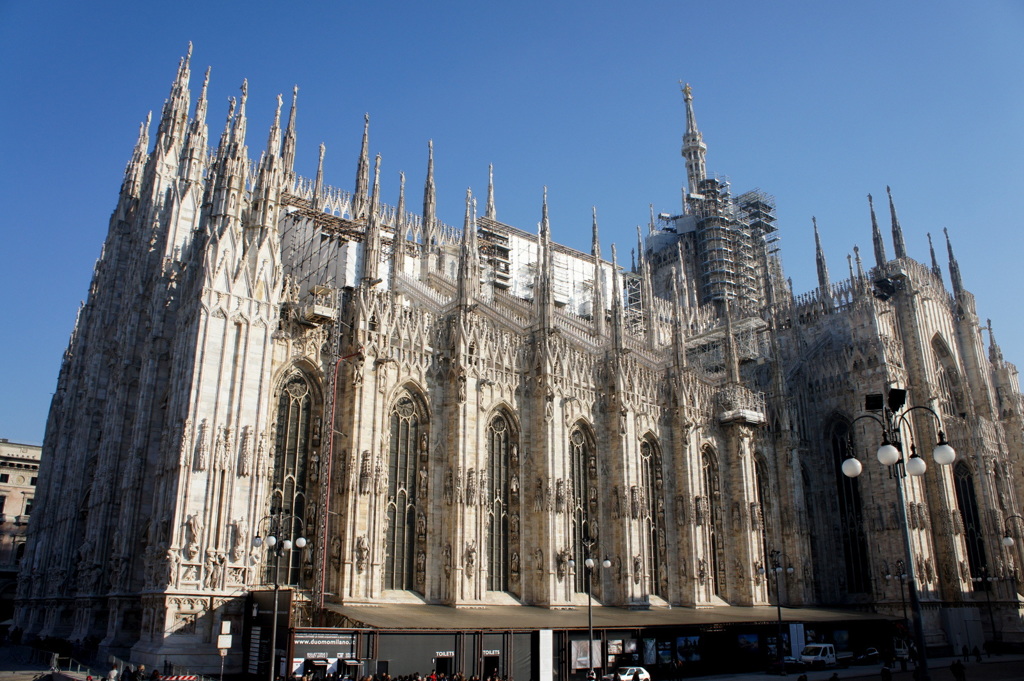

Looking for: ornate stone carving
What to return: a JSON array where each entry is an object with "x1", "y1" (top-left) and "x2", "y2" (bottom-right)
[
  {"x1": 355, "y1": 536, "x2": 369, "y2": 573},
  {"x1": 464, "y1": 541, "x2": 477, "y2": 579},
  {"x1": 195, "y1": 418, "x2": 209, "y2": 471},
  {"x1": 186, "y1": 514, "x2": 203, "y2": 560},
  {"x1": 231, "y1": 519, "x2": 248, "y2": 562}
]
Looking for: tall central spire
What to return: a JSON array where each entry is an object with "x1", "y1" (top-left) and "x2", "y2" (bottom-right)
[{"x1": 680, "y1": 82, "x2": 707, "y2": 199}]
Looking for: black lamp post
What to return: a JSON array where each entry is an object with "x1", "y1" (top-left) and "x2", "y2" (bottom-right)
[
  {"x1": 841, "y1": 389, "x2": 956, "y2": 681},
  {"x1": 568, "y1": 542, "x2": 611, "y2": 677},
  {"x1": 1002, "y1": 514, "x2": 1023, "y2": 603},
  {"x1": 759, "y1": 550, "x2": 791, "y2": 670},
  {"x1": 884, "y1": 559, "x2": 909, "y2": 624},
  {"x1": 972, "y1": 565, "x2": 998, "y2": 645},
  {"x1": 254, "y1": 511, "x2": 307, "y2": 681}
]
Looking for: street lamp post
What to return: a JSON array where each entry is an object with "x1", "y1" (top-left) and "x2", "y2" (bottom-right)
[
  {"x1": 972, "y1": 565, "x2": 998, "y2": 645},
  {"x1": 841, "y1": 389, "x2": 956, "y2": 681},
  {"x1": 1002, "y1": 514, "x2": 1023, "y2": 603},
  {"x1": 568, "y1": 546, "x2": 611, "y2": 677},
  {"x1": 884, "y1": 559, "x2": 908, "y2": 624},
  {"x1": 254, "y1": 511, "x2": 307, "y2": 681},
  {"x1": 758, "y1": 550, "x2": 791, "y2": 670}
]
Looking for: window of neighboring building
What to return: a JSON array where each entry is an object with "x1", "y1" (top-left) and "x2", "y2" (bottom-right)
[
  {"x1": 30, "y1": 477, "x2": 37, "y2": 486},
  {"x1": 23, "y1": 497, "x2": 32, "y2": 515},
  {"x1": 0, "y1": 474, "x2": 8, "y2": 483}
]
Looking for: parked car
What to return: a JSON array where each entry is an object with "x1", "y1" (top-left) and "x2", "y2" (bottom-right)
[
  {"x1": 766, "y1": 656, "x2": 807, "y2": 675},
  {"x1": 800, "y1": 643, "x2": 853, "y2": 668},
  {"x1": 604, "y1": 667, "x2": 651, "y2": 681},
  {"x1": 851, "y1": 648, "x2": 880, "y2": 665}
]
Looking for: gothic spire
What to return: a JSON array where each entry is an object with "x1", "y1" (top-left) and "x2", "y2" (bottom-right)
[
  {"x1": 670, "y1": 266, "x2": 687, "y2": 368},
  {"x1": 680, "y1": 81, "x2": 707, "y2": 198},
  {"x1": 847, "y1": 254, "x2": 854, "y2": 282},
  {"x1": 216, "y1": 97, "x2": 236, "y2": 160},
  {"x1": 637, "y1": 224, "x2": 656, "y2": 350},
  {"x1": 361, "y1": 154, "x2": 383, "y2": 284},
  {"x1": 155, "y1": 43, "x2": 192, "y2": 154},
  {"x1": 486, "y1": 163, "x2": 496, "y2": 220},
  {"x1": 868, "y1": 193, "x2": 887, "y2": 270},
  {"x1": 591, "y1": 207, "x2": 605, "y2": 337},
  {"x1": 944, "y1": 227, "x2": 964, "y2": 295},
  {"x1": 676, "y1": 240, "x2": 694, "y2": 307},
  {"x1": 193, "y1": 67, "x2": 210, "y2": 130},
  {"x1": 231, "y1": 79, "x2": 248, "y2": 150},
  {"x1": 267, "y1": 93, "x2": 283, "y2": 158},
  {"x1": 423, "y1": 140, "x2": 436, "y2": 233},
  {"x1": 887, "y1": 185, "x2": 907, "y2": 259},
  {"x1": 282, "y1": 85, "x2": 298, "y2": 175},
  {"x1": 610, "y1": 243, "x2": 624, "y2": 350},
  {"x1": 457, "y1": 188, "x2": 479, "y2": 306},
  {"x1": 354, "y1": 113, "x2": 371, "y2": 218},
  {"x1": 122, "y1": 112, "x2": 151, "y2": 196},
  {"x1": 313, "y1": 143, "x2": 325, "y2": 210},
  {"x1": 854, "y1": 245, "x2": 864, "y2": 280},
  {"x1": 538, "y1": 187, "x2": 554, "y2": 329},
  {"x1": 813, "y1": 217, "x2": 831, "y2": 292},
  {"x1": 927, "y1": 232, "x2": 943, "y2": 282},
  {"x1": 987, "y1": 319, "x2": 1004, "y2": 364}
]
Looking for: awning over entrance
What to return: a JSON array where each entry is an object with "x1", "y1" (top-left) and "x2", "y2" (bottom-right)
[{"x1": 322, "y1": 603, "x2": 895, "y2": 631}]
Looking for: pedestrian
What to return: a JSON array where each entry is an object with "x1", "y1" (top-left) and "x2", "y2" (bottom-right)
[
  {"x1": 950, "y1": 659, "x2": 966, "y2": 681},
  {"x1": 107, "y1": 668, "x2": 118, "y2": 681},
  {"x1": 961, "y1": 645, "x2": 969, "y2": 662},
  {"x1": 829, "y1": 674, "x2": 839, "y2": 681},
  {"x1": 880, "y1": 666, "x2": 892, "y2": 681},
  {"x1": 797, "y1": 675, "x2": 808, "y2": 681},
  {"x1": 972, "y1": 646, "x2": 981, "y2": 663}
]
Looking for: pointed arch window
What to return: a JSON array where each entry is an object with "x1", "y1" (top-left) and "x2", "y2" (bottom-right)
[
  {"x1": 754, "y1": 456, "x2": 771, "y2": 573},
  {"x1": 272, "y1": 370, "x2": 316, "y2": 586},
  {"x1": 701, "y1": 446, "x2": 724, "y2": 596},
  {"x1": 486, "y1": 412, "x2": 514, "y2": 592},
  {"x1": 831, "y1": 419, "x2": 870, "y2": 594},
  {"x1": 385, "y1": 390, "x2": 427, "y2": 591},
  {"x1": 569, "y1": 424, "x2": 595, "y2": 594},
  {"x1": 640, "y1": 437, "x2": 665, "y2": 597},
  {"x1": 933, "y1": 337, "x2": 966, "y2": 418},
  {"x1": 953, "y1": 461, "x2": 988, "y2": 587}
]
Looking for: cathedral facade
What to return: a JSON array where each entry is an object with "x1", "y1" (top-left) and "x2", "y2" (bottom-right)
[{"x1": 17, "y1": 48, "x2": 1024, "y2": 673}]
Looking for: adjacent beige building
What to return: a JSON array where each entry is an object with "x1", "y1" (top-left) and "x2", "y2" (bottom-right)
[{"x1": 0, "y1": 439, "x2": 40, "y2": 623}]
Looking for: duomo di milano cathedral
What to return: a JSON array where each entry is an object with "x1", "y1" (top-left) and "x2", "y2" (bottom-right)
[{"x1": 17, "y1": 45, "x2": 1024, "y2": 672}]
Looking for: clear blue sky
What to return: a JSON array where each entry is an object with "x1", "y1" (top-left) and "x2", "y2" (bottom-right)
[{"x1": 3, "y1": 1, "x2": 1024, "y2": 445}]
